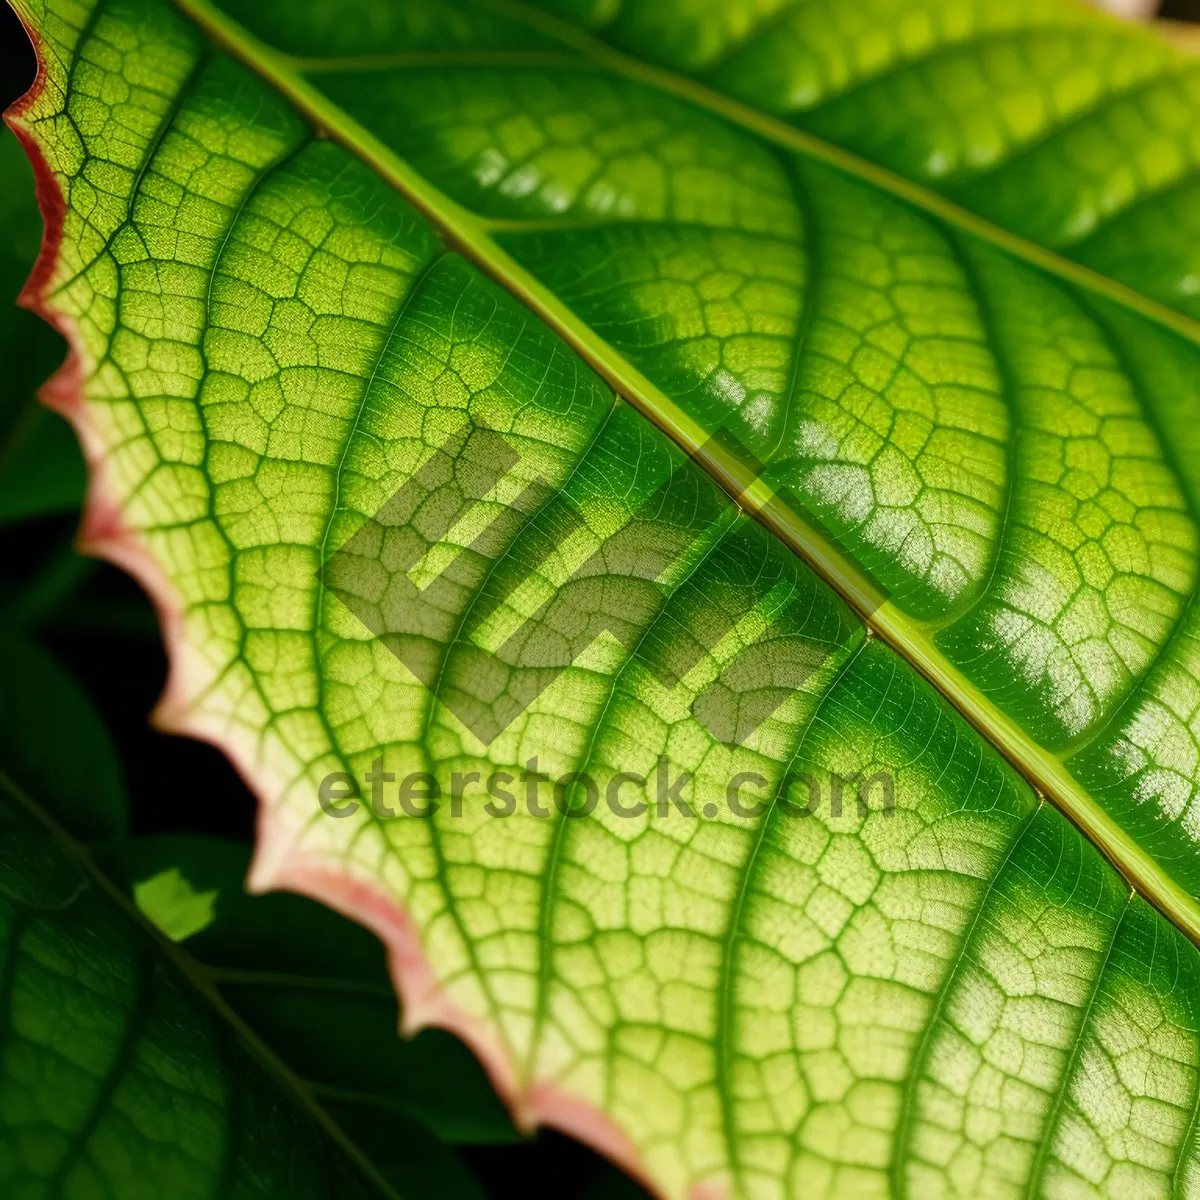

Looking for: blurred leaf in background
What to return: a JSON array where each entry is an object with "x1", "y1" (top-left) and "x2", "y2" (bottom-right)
[
  {"x1": 0, "y1": 638, "x2": 400, "y2": 1199},
  {"x1": 129, "y1": 833, "x2": 520, "y2": 1150}
]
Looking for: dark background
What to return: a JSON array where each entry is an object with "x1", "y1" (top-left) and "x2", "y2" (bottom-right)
[{"x1": 2, "y1": 1, "x2": 1198, "y2": 1197}]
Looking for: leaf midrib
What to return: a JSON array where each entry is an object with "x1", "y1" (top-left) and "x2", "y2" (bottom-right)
[{"x1": 157, "y1": 0, "x2": 1200, "y2": 956}]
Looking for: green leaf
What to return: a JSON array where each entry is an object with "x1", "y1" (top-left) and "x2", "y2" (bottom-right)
[
  {"x1": 133, "y1": 860, "x2": 220, "y2": 940},
  {"x1": 0, "y1": 631, "x2": 126, "y2": 842},
  {"x1": 12, "y1": 0, "x2": 1200, "y2": 1196},
  {"x1": 0, "y1": 126, "x2": 83, "y2": 523}
]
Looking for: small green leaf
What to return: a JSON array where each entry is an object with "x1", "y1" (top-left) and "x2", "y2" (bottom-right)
[{"x1": 133, "y1": 865, "x2": 220, "y2": 940}]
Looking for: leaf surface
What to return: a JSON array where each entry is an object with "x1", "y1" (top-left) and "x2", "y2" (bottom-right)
[{"x1": 11, "y1": 0, "x2": 1200, "y2": 1197}]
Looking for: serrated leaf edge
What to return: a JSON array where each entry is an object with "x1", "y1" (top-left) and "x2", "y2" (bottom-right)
[{"x1": 1, "y1": 12, "x2": 684, "y2": 1195}]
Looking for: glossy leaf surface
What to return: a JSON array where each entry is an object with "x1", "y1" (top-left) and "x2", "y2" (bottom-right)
[{"x1": 11, "y1": 0, "x2": 1200, "y2": 1197}]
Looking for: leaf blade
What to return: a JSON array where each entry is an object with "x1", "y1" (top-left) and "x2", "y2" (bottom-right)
[
  {"x1": 145, "y1": 0, "x2": 1200, "y2": 948},
  {"x1": 15, "y1": 1, "x2": 1200, "y2": 1197}
]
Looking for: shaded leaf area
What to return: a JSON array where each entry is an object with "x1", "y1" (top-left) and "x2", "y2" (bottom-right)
[
  {"x1": 0, "y1": 786, "x2": 383, "y2": 1198},
  {"x1": 129, "y1": 834, "x2": 519, "y2": 1150},
  {"x1": 0, "y1": 631, "x2": 126, "y2": 843},
  {"x1": 16, "y1": 0, "x2": 1200, "y2": 1198},
  {"x1": 496, "y1": 0, "x2": 1200, "y2": 322}
]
